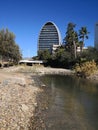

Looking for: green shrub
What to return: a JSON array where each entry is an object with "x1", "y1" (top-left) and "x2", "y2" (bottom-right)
[{"x1": 74, "y1": 60, "x2": 97, "y2": 77}]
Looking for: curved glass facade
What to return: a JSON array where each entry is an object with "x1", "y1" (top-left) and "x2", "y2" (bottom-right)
[{"x1": 38, "y1": 21, "x2": 62, "y2": 52}]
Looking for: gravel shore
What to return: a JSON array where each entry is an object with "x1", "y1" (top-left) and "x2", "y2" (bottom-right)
[
  {"x1": 0, "y1": 66, "x2": 41, "y2": 130},
  {"x1": 0, "y1": 66, "x2": 74, "y2": 130},
  {"x1": 1, "y1": 65, "x2": 98, "y2": 130}
]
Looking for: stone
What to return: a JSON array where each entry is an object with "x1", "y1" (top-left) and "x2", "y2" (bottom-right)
[{"x1": 21, "y1": 104, "x2": 29, "y2": 112}]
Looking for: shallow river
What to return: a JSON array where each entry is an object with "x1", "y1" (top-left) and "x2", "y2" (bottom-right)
[{"x1": 40, "y1": 75, "x2": 98, "y2": 130}]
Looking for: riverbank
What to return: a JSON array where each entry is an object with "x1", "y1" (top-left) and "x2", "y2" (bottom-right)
[
  {"x1": 0, "y1": 66, "x2": 41, "y2": 130},
  {"x1": 87, "y1": 70, "x2": 98, "y2": 83},
  {"x1": 0, "y1": 65, "x2": 74, "y2": 130},
  {"x1": 1, "y1": 65, "x2": 98, "y2": 129}
]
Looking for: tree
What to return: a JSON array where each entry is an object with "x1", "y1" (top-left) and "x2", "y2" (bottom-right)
[
  {"x1": 38, "y1": 49, "x2": 51, "y2": 60},
  {"x1": 0, "y1": 28, "x2": 22, "y2": 64},
  {"x1": 80, "y1": 47, "x2": 98, "y2": 62},
  {"x1": 63, "y1": 22, "x2": 78, "y2": 59},
  {"x1": 79, "y1": 27, "x2": 89, "y2": 51}
]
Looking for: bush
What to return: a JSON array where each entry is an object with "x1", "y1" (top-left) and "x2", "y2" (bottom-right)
[{"x1": 74, "y1": 60, "x2": 97, "y2": 77}]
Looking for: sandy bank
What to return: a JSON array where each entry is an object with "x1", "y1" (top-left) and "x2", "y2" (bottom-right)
[
  {"x1": 16, "y1": 65, "x2": 74, "y2": 75},
  {"x1": 36, "y1": 67, "x2": 74, "y2": 75}
]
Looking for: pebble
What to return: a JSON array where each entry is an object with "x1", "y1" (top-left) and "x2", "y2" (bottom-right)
[{"x1": 21, "y1": 104, "x2": 29, "y2": 112}]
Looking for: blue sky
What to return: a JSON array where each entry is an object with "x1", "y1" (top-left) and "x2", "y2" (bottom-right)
[{"x1": 0, "y1": 0, "x2": 98, "y2": 57}]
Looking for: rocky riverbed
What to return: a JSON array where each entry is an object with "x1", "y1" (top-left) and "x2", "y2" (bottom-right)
[
  {"x1": 1, "y1": 65, "x2": 97, "y2": 130},
  {"x1": 0, "y1": 66, "x2": 74, "y2": 130}
]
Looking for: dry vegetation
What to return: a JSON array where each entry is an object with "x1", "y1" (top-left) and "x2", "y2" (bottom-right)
[{"x1": 74, "y1": 60, "x2": 97, "y2": 77}]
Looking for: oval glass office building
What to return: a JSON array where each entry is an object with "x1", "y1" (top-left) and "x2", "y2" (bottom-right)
[{"x1": 38, "y1": 21, "x2": 62, "y2": 53}]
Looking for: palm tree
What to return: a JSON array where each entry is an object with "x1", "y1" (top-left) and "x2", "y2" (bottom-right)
[
  {"x1": 72, "y1": 31, "x2": 78, "y2": 58},
  {"x1": 79, "y1": 27, "x2": 89, "y2": 51}
]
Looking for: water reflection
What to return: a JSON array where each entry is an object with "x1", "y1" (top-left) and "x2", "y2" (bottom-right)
[{"x1": 40, "y1": 75, "x2": 98, "y2": 130}]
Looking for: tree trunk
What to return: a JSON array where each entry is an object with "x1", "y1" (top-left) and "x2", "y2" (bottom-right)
[{"x1": 73, "y1": 40, "x2": 77, "y2": 58}]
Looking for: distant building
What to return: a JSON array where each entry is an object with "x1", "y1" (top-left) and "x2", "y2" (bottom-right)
[
  {"x1": 38, "y1": 21, "x2": 62, "y2": 53},
  {"x1": 95, "y1": 23, "x2": 98, "y2": 49},
  {"x1": 77, "y1": 46, "x2": 88, "y2": 52},
  {"x1": 52, "y1": 44, "x2": 61, "y2": 54}
]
